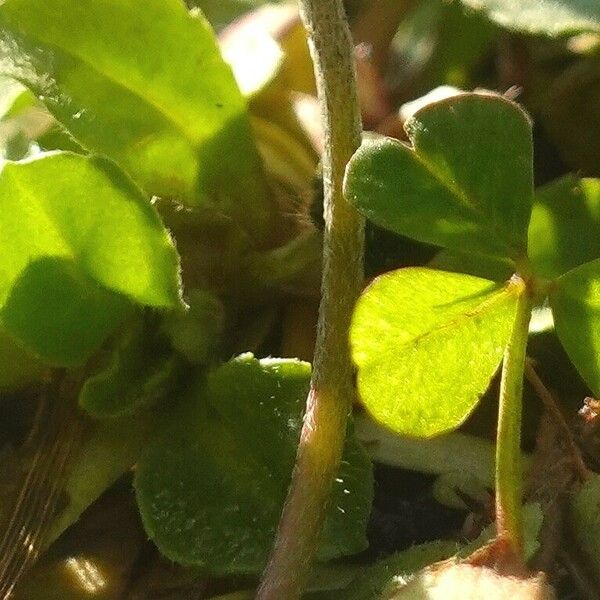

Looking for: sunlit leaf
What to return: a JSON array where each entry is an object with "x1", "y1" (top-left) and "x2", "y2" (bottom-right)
[
  {"x1": 135, "y1": 354, "x2": 373, "y2": 572},
  {"x1": 344, "y1": 94, "x2": 533, "y2": 259},
  {"x1": 0, "y1": 152, "x2": 182, "y2": 366},
  {"x1": 0, "y1": 0, "x2": 273, "y2": 242},
  {"x1": 550, "y1": 258, "x2": 600, "y2": 396},
  {"x1": 351, "y1": 268, "x2": 520, "y2": 437}
]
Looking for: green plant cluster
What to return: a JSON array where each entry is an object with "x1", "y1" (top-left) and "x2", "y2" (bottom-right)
[{"x1": 0, "y1": 0, "x2": 599, "y2": 598}]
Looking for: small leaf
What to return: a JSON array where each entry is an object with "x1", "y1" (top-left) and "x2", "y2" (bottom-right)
[
  {"x1": 344, "y1": 93, "x2": 533, "y2": 259},
  {"x1": 0, "y1": 152, "x2": 182, "y2": 366},
  {"x1": 162, "y1": 289, "x2": 225, "y2": 364},
  {"x1": 458, "y1": 0, "x2": 600, "y2": 37},
  {"x1": 550, "y1": 258, "x2": 600, "y2": 396},
  {"x1": 79, "y1": 316, "x2": 181, "y2": 418},
  {"x1": 135, "y1": 354, "x2": 373, "y2": 573},
  {"x1": 0, "y1": 0, "x2": 272, "y2": 242},
  {"x1": 351, "y1": 268, "x2": 520, "y2": 437},
  {"x1": 529, "y1": 175, "x2": 600, "y2": 280}
]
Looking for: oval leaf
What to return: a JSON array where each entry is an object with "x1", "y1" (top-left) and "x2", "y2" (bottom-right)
[
  {"x1": 529, "y1": 176, "x2": 600, "y2": 280},
  {"x1": 550, "y1": 258, "x2": 600, "y2": 396},
  {"x1": 351, "y1": 268, "x2": 520, "y2": 437},
  {"x1": 134, "y1": 354, "x2": 373, "y2": 573},
  {"x1": 344, "y1": 93, "x2": 533, "y2": 259},
  {"x1": 0, "y1": 0, "x2": 272, "y2": 241},
  {"x1": 0, "y1": 152, "x2": 182, "y2": 365}
]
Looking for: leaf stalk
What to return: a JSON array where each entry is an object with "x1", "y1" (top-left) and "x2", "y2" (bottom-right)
[{"x1": 495, "y1": 276, "x2": 532, "y2": 558}]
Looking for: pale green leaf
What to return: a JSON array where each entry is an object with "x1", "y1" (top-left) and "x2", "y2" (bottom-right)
[
  {"x1": 0, "y1": 152, "x2": 182, "y2": 366},
  {"x1": 351, "y1": 268, "x2": 520, "y2": 437},
  {"x1": 0, "y1": 0, "x2": 272, "y2": 242}
]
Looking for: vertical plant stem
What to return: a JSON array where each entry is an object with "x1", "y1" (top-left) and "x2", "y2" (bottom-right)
[
  {"x1": 495, "y1": 277, "x2": 532, "y2": 558},
  {"x1": 256, "y1": 1, "x2": 364, "y2": 599}
]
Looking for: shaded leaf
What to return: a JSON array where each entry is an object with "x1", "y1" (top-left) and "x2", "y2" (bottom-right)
[
  {"x1": 344, "y1": 94, "x2": 533, "y2": 259},
  {"x1": 529, "y1": 176, "x2": 600, "y2": 280},
  {"x1": 351, "y1": 268, "x2": 520, "y2": 437},
  {"x1": 135, "y1": 354, "x2": 373, "y2": 572},
  {"x1": 550, "y1": 258, "x2": 600, "y2": 396},
  {"x1": 0, "y1": 0, "x2": 272, "y2": 242},
  {"x1": 0, "y1": 329, "x2": 45, "y2": 391},
  {"x1": 79, "y1": 316, "x2": 182, "y2": 418},
  {"x1": 429, "y1": 249, "x2": 514, "y2": 282},
  {"x1": 0, "y1": 152, "x2": 181, "y2": 366},
  {"x1": 459, "y1": 0, "x2": 600, "y2": 37}
]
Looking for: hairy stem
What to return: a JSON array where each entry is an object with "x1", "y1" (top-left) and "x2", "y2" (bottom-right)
[
  {"x1": 256, "y1": 1, "x2": 364, "y2": 598},
  {"x1": 495, "y1": 277, "x2": 532, "y2": 558}
]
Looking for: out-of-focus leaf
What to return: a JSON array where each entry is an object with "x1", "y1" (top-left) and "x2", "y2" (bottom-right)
[
  {"x1": 0, "y1": 0, "x2": 273, "y2": 243},
  {"x1": 344, "y1": 94, "x2": 533, "y2": 259},
  {"x1": 529, "y1": 176, "x2": 600, "y2": 279},
  {"x1": 135, "y1": 354, "x2": 373, "y2": 573},
  {"x1": 550, "y1": 258, "x2": 600, "y2": 396},
  {"x1": 79, "y1": 316, "x2": 182, "y2": 418},
  {"x1": 459, "y1": 0, "x2": 600, "y2": 36},
  {"x1": 541, "y1": 56, "x2": 600, "y2": 176},
  {"x1": 351, "y1": 268, "x2": 519, "y2": 437},
  {"x1": 0, "y1": 152, "x2": 182, "y2": 366},
  {"x1": 162, "y1": 289, "x2": 225, "y2": 364},
  {"x1": 0, "y1": 329, "x2": 46, "y2": 391},
  {"x1": 570, "y1": 474, "x2": 600, "y2": 582}
]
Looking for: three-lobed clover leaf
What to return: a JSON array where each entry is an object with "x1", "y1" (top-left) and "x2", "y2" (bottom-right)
[
  {"x1": 0, "y1": 0, "x2": 273, "y2": 243},
  {"x1": 351, "y1": 268, "x2": 520, "y2": 437},
  {"x1": 135, "y1": 354, "x2": 373, "y2": 573},
  {"x1": 0, "y1": 152, "x2": 182, "y2": 366},
  {"x1": 344, "y1": 93, "x2": 533, "y2": 260},
  {"x1": 346, "y1": 91, "x2": 600, "y2": 439}
]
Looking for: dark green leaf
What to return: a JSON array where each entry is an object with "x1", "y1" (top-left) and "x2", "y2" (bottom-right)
[
  {"x1": 459, "y1": 0, "x2": 600, "y2": 36},
  {"x1": 550, "y1": 258, "x2": 600, "y2": 396},
  {"x1": 135, "y1": 354, "x2": 373, "y2": 572},
  {"x1": 0, "y1": 329, "x2": 45, "y2": 391},
  {"x1": 344, "y1": 94, "x2": 533, "y2": 259},
  {"x1": 529, "y1": 176, "x2": 600, "y2": 280},
  {"x1": 0, "y1": 152, "x2": 182, "y2": 366},
  {"x1": 351, "y1": 268, "x2": 520, "y2": 437},
  {"x1": 0, "y1": 0, "x2": 272, "y2": 242},
  {"x1": 79, "y1": 316, "x2": 182, "y2": 418},
  {"x1": 428, "y1": 249, "x2": 514, "y2": 281}
]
